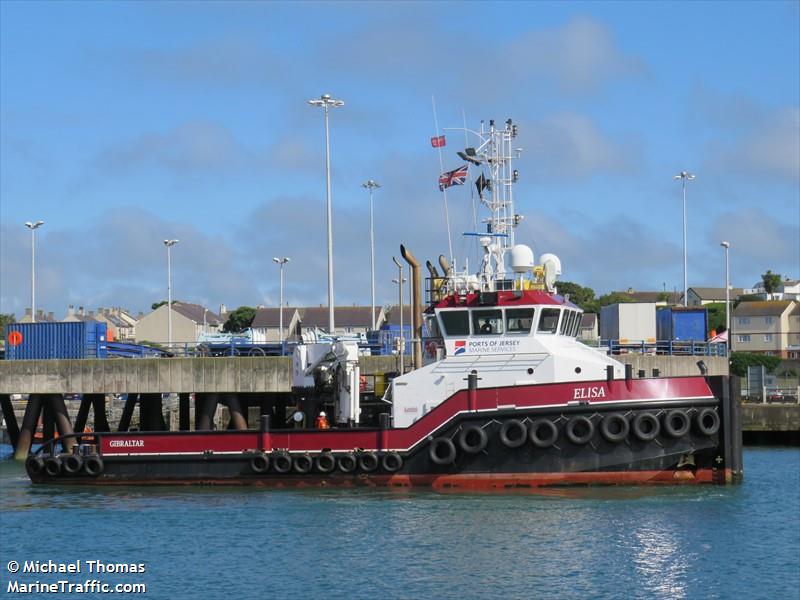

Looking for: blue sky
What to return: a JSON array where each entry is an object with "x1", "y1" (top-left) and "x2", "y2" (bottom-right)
[{"x1": 1, "y1": 0, "x2": 798, "y2": 318}]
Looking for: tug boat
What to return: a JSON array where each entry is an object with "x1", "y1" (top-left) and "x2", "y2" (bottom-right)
[{"x1": 26, "y1": 118, "x2": 743, "y2": 489}]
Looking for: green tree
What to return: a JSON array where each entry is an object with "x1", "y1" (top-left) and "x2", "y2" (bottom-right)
[
  {"x1": 223, "y1": 306, "x2": 256, "y2": 333},
  {"x1": 705, "y1": 302, "x2": 727, "y2": 333},
  {"x1": 730, "y1": 352, "x2": 782, "y2": 377},
  {"x1": 0, "y1": 313, "x2": 16, "y2": 329},
  {"x1": 151, "y1": 301, "x2": 168, "y2": 310},
  {"x1": 557, "y1": 281, "x2": 596, "y2": 312},
  {"x1": 761, "y1": 270, "x2": 782, "y2": 294},
  {"x1": 595, "y1": 292, "x2": 635, "y2": 309}
]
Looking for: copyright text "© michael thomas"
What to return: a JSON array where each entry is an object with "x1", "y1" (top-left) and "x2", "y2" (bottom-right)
[{"x1": 5, "y1": 559, "x2": 147, "y2": 594}]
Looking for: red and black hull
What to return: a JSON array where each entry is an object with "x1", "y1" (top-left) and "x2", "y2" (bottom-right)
[{"x1": 25, "y1": 375, "x2": 743, "y2": 490}]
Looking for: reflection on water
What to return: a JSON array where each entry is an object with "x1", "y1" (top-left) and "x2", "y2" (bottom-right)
[{"x1": 1, "y1": 447, "x2": 798, "y2": 600}]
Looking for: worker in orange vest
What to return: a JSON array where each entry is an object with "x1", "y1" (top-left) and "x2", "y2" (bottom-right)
[{"x1": 315, "y1": 411, "x2": 330, "y2": 430}]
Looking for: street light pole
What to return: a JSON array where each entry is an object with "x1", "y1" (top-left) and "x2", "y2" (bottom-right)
[
  {"x1": 362, "y1": 179, "x2": 381, "y2": 330},
  {"x1": 164, "y1": 239, "x2": 179, "y2": 348},
  {"x1": 24, "y1": 220, "x2": 44, "y2": 322},
  {"x1": 392, "y1": 256, "x2": 406, "y2": 372},
  {"x1": 273, "y1": 257, "x2": 290, "y2": 343},
  {"x1": 308, "y1": 93, "x2": 344, "y2": 332},
  {"x1": 721, "y1": 241, "x2": 731, "y2": 354},
  {"x1": 673, "y1": 171, "x2": 695, "y2": 306}
]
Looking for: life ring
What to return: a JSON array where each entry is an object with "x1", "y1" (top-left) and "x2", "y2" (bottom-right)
[
  {"x1": 529, "y1": 419, "x2": 559, "y2": 448},
  {"x1": 84, "y1": 455, "x2": 104, "y2": 477},
  {"x1": 696, "y1": 408, "x2": 720, "y2": 436},
  {"x1": 358, "y1": 452, "x2": 379, "y2": 472},
  {"x1": 600, "y1": 413, "x2": 629, "y2": 443},
  {"x1": 663, "y1": 410, "x2": 690, "y2": 438},
  {"x1": 632, "y1": 413, "x2": 660, "y2": 442},
  {"x1": 499, "y1": 419, "x2": 528, "y2": 448},
  {"x1": 429, "y1": 437, "x2": 457, "y2": 465},
  {"x1": 381, "y1": 452, "x2": 403, "y2": 472},
  {"x1": 44, "y1": 456, "x2": 62, "y2": 476},
  {"x1": 566, "y1": 416, "x2": 595, "y2": 445},
  {"x1": 337, "y1": 453, "x2": 357, "y2": 473},
  {"x1": 272, "y1": 452, "x2": 292, "y2": 474},
  {"x1": 8, "y1": 331, "x2": 23, "y2": 346},
  {"x1": 26, "y1": 455, "x2": 45, "y2": 475},
  {"x1": 315, "y1": 453, "x2": 336, "y2": 473},
  {"x1": 458, "y1": 425, "x2": 488, "y2": 454},
  {"x1": 63, "y1": 454, "x2": 84, "y2": 475},
  {"x1": 250, "y1": 452, "x2": 270, "y2": 474},
  {"x1": 293, "y1": 454, "x2": 313, "y2": 474}
]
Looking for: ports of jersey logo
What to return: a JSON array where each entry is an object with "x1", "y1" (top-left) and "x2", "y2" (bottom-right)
[{"x1": 454, "y1": 340, "x2": 466, "y2": 355}]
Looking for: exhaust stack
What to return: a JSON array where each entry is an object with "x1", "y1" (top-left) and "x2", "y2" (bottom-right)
[{"x1": 401, "y1": 244, "x2": 423, "y2": 370}]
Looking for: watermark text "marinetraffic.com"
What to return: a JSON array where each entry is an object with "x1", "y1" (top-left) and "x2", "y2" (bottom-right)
[{"x1": 5, "y1": 560, "x2": 147, "y2": 594}]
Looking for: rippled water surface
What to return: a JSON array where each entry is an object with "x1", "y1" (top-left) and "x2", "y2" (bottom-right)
[{"x1": 1, "y1": 447, "x2": 798, "y2": 599}]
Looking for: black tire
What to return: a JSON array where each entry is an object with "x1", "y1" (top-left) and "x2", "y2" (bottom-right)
[
  {"x1": 84, "y1": 455, "x2": 104, "y2": 477},
  {"x1": 315, "y1": 453, "x2": 336, "y2": 473},
  {"x1": 272, "y1": 452, "x2": 292, "y2": 474},
  {"x1": 358, "y1": 452, "x2": 379, "y2": 472},
  {"x1": 429, "y1": 437, "x2": 457, "y2": 465},
  {"x1": 458, "y1": 425, "x2": 488, "y2": 454},
  {"x1": 566, "y1": 416, "x2": 595, "y2": 445},
  {"x1": 250, "y1": 453, "x2": 270, "y2": 474},
  {"x1": 600, "y1": 413, "x2": 629, "y2": 443},
  {"x1": 529, "y1": 419, "x2": 559, "y2": 448},
  {"x1": 382, "y1": 452, "x2": 403, "y2": 472},
  {"x1": 499, "y1": 419, "x2": 528, "y2": 448},
  {"x1": 337, "y1": 453, "x2": 357, "y2": 473},
  {"x1": 63, "y1": 454, "x2": 84, "y2": 475},
  {"x1": 632, "y1": 412, "x2": 660, "y2": 442},
  {"x1": 696, "y1": 408, "x2": 720, "y2": 436},
  {"x1": 663, "y1": 410, "x2": 691, "y2": 438},
  {"x1": 26, "y1": 455, "x2": 45, "y2": 476},
  {"x1": 293, "y1": 454, "x2": 313, "y2": 474},
  {"x1": 45, "y1": 456, "x2": 62, "y2": 477}
]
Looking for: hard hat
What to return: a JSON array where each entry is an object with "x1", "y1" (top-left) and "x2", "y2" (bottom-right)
[{"x1": 319, "y1": 411, "x2": 326, "y2": 417}]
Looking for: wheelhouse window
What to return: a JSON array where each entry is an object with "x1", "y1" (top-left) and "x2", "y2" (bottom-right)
[
  {"x1": 538, "y1": 308, "x2": 561, "y2": 334},
  {"x1": 472, "y1": 309, "x2": 504, "y2": 335},
  {"x1": 506, "y1": 308, "x2": 535, "y2": 334},
  {"x1": 439, "y1": 310, "x2": 470, "y2": 336},
  {"x1": 559, "y1": 310, "x2": 574, "y2": 335}
]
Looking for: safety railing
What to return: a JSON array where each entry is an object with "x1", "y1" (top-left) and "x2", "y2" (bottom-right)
[{"x1": 594, "y1": 339, "x2": 729, "y2": 357}]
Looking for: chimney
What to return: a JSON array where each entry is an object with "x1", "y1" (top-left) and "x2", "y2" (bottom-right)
[
  {"x1": 79, "y1": 306, "x2": 85, "y2": 316},
  {"x1": 47, "y1": 312, "x2": 54, "y2": 321},
  {"x1": 88, "y1": 310, "x2": 95, "y2": 317},
  {"x1": 36, "y1": 309, "x2": 44, "y2": 318},
  {"x1": 67, "y1": 305, "x2": 75, "y2": 318},
  {"x1": 24, "y1": 308, "x2": 32, "y2": 317},
  {"x1": 98, "y1": 306, "x2": 105, "y2": 315},
  {"x1": 219, "y1": 303, "x2": 227, "y2": 316},
  {"x1": 137, "y1": 312, "x2": 144, "y2": 319}
]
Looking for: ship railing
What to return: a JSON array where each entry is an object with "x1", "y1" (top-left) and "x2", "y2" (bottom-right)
[{"x1": 596, "y1": 339, "x2": 729, "y2": 357}]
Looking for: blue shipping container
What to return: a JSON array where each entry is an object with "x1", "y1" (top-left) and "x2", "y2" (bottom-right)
[
  {"x1": 4, "y1": 322, "x2": 108, "y2": 360},
  {"x1": 656, "y1": 308, "x2": 708, "y2": 342}
]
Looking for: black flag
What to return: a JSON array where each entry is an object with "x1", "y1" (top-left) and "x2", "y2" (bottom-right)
[{"x1": 475, "y1": 173, "x2": 491, "y2": 197}]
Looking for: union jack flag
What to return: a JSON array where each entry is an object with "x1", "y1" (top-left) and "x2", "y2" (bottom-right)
[{"x1": 438, "y1": 164, "x2": 469, "y2": 191}]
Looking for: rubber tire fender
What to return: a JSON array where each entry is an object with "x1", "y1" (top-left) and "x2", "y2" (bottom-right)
[
  {"x1": 63, "y1": 453, "x2": 84, "y2": 475},
  {"x1": 44, "y1": 455, "x2": 62, "y2": 477},
  {"x1": 381, "y1": 452, "x2": 403, "y2": 472},
  {"x1": 272, "y1": 452, "x2": 292, "y2": 474},
  {"x1": 358, "y1": 452, "x2": 379, "y2": 472},
  {"x1": 337, "y1": 453, "x2": 357, "y2": 473},
  {"x1": 499, "y1": 419, "x2": 528, "y2": 448},
  {"x1": 315, "y1": 453, "x2": 336, "y2": 473},
  {"x1": 528, "y1": 419, "x2": 559, "y2": 448},
  {"x1": 600, "y1": 413, "x2": 629, "y2": 443},
  {"x1": 695, "y1": 408, "x2": 720, "y2": 436},
  {"x1": 632, "y1": 412, "x2": 660, "y2": 442},
  {"x1": 429, "y1": 437, "x2": 457, "y2": 466},
  {"x1": 84, "y1": 455, "x2": 104, "y2": 477},
  {"x1": 250, "y1": 453, "x2": 270, "y2": 474},
  {"x1": 293, "y1": 454, "x2": 313, "y2": 474},
  {"x1": 663, "y1": 409, "x2": 691, "y2": 438},
  {"x1": 566, "y1": 415, "x2": 595, "y2": 445},
  {"x1": 458, "y1": 425, "x2": 488, "y2": 454},
  {"x1": 26, "y1": 455, "x2": 45, "y2": 476}
]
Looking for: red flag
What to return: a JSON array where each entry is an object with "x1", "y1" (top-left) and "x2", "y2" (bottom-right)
[{"x1": 430, "y1": 135, "x2": 446, "y2": 148}]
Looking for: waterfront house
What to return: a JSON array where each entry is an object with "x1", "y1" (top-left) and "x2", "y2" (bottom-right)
[
  {"x1": 615, "y1": 289, "x2": 683, "y2": 306},
  {"x1": 251, "y1": 307, "x2": 301, "y2": 343},
  {"x1": 17, "y1": 309, "x2": 58, "y2": 324},
  {"x1": 731, "y1": 300, "x2": 799, "y2": 358},
  {"x1": 578, "y1": 313, "x2": 599, "y2": 341},
  {"x1": 686, "y1": 287, "x2": 744, "y2": 307},
  {"x1": 134, "y1": 302, "x2": 222, "y2": 345}
]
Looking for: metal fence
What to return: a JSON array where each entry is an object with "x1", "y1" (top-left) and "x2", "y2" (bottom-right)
[{"x1": 594, "y1": 339, "x2": 728, "y2": 357}]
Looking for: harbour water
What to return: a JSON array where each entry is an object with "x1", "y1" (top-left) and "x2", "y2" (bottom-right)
[{"x1": 1, "y1": 447, "x2": 797, "y2": 599}]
